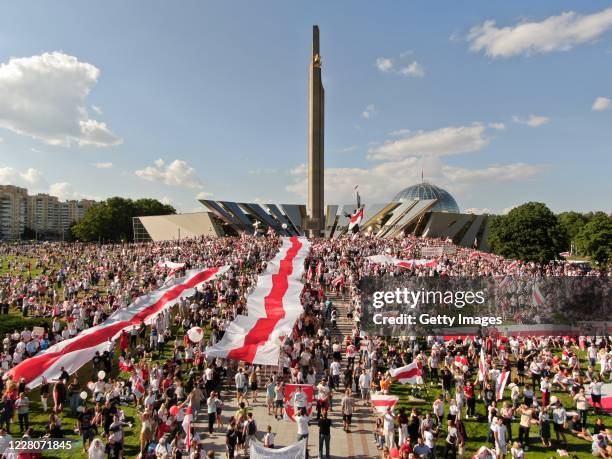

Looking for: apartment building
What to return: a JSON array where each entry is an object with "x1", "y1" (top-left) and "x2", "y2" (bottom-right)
[
  {"x1": 0, "y1": 185, "x2": 28, "y2": 240},
  {"x1": 0, "y1": 186, "x2": 98, "y2": 240}
]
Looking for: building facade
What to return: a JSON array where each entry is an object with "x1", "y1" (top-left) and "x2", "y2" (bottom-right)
[
  {"x1": 0, "y1": 185, "x2": 28, "y2": 240},
  {"x1": 0, "y1": 186, "x2": 98, "y2": 240}
]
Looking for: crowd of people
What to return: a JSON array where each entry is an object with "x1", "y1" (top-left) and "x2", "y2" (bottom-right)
[{"x1": 0, "y1": 231, "x2": 608, "y2": 459}]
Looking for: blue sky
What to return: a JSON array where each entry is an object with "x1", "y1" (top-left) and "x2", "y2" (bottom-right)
[{"x1": 0, "y1": 1, "x2": 611, "y2": 214}]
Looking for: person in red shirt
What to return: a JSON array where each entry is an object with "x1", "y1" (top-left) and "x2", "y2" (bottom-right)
[
  {"x1": 465, "y1": 381, "x2": 476, "y2": 418},
  {"x1": 119, "y1": 330, "x2": 129, "y2": 354},
  {"x1": 399, "y1": 437, "x2": 413, "y2": 454}
]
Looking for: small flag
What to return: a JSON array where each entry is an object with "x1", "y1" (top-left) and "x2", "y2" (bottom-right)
[
  {"x1": 371, "y1": 394, "x2": 399, "y2": 413},
  {"x1": 390, "y1": 362, "x2": 423, "y2": 385},
  {"x1": 496, "y1": 370, "x2": 510, "y2": 400},
  {"x1": 478, "y1": 347, "x2": 488, "y2": 382},
  {"x1": 348, "y1": 207, "x2": 364, "y2": 233}
]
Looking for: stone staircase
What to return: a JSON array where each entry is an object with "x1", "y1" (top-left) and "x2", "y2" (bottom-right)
[{"x1": 326, "y1": 291, "x2": 353, "y2": 344}]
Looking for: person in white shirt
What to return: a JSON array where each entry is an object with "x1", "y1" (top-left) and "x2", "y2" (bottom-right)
[
  {"x1": 590, "y1": 378, "x2": 604, "y2": 415},
  {"x1": 295, "y1": 408, "x2": 310, "y2": 443},
  {"x1": 358, "y1": 370, "x2": 371, "y2": 404},
  {"x1": 493, "y1": 417, "x2": 508, "y2": 458},
  {"x1": 329, "y1": 360, "x2": 341, "y2": 390},
  {"x1": 552, "y1": 402, "x2": 567, "y2": 445},
  {"x1": 383, "y1": 408, "x2": 396, "y2": 449},
  {"x1": 263, "y1": 425, "x2": 275, "y2": 448},
  {"x1": 291, "y1": 386, "x2": 308, "y2": 411},
  {"x1": 235, "y1": 368, "x2": 248, "y2": 405}
]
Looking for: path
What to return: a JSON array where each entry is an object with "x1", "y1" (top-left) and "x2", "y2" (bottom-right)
[{"x1": 193, "y1": 291, "x2": 378, "y2": 458}]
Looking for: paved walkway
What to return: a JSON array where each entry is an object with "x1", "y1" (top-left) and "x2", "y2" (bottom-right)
[
  {"x1": 193, "y1": 392, "x2": 377, "y2": 458},
  {"x1": 194, "y1": 293, "x2": 379, "y2": 458}
]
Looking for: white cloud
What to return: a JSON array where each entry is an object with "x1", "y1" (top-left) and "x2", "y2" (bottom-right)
[
  {"x1": 375, "y1": 57, "x2": 394, "y2": 73},
  {"x1": 467, "y1": 7, "x2": 612, "y2": 58},
  {"x1": 289, "y1": 164, "x2": 307, "y2": 176},
  {"x1": 49, "y1": 182, "x2": 81, "y2": 200},
  {"x1": 21, "y1": 168, "x2": 44, "y2": 184},
  {"x1": 464, "y1": 207, "x2": 492, "y2": 214},
  {"x1": 159, "y1": 196, "x2": 172, "y2": 205},
  {"x1": 441, "y1": 163, "x2": 543, "y2": 182},
  {"x1": 0, "y1": 137, "x2": 3, "y2": 142},
  {"x1": 592, "y1": 96, "x2": 611, "y2": 111},
  {"x1": 196, "y1": 191, "x2": 214, "y2": 199},
  {"x1": 399, "y1": 50, "x2": 414, "y2": 57},
  {"x1": 248, "y1": 168, "x2": 278, "y2": 175},
  {"x1": 502, "y1": 204, "x2": 519, "y2": 214},
  {"x1": 91, "y1": 105, "x2": 103, "y2": 115},
  {"x1": 512, "y1": 114, "x2": 550, "y2": 127},
  {"x1": 94, "y1": 162, "x2": 113, "y2": 169},
  {"x1": 488, "y1": 122, "x2": 506, "y2": 130},
  {"x1": 0, "y1": 166, "x2": 45, "y2": 187},
  {"x1": 286, "y1": 157, "x2": 543, "y2": 204},
  {"x1": 332, "y1": 145, "x2": 358, "y2": 154},
  {"x1": 398, "y1": 61, "x2": 425, "y2": 78},
  {"x1": 368, "y1": 124, "x2": 489, "y2": 160},
  {"x1": 135, "y1": 159, "x2": 203, "y2": 189},
  {"x1": 0, "y1": 52, "x2": 122, "y2": 147},
  {"x1": 375, "y1": 56, "x2": 425, "y2": 77},
  {"x1": 388, "y1": 128, "x2": 411, "y2": 137},
  {"x1": 362, "y1": 104, "x2": 378, "y2": 119}
]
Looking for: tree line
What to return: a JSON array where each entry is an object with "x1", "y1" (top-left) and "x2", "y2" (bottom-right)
[{"x1": 489, "y1": 202, "x2": 612, "y2": 266}]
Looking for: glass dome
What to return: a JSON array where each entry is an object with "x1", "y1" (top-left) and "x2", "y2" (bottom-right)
[{"x1": 392, "y1": 182, "x2": 460, "y2": 213}]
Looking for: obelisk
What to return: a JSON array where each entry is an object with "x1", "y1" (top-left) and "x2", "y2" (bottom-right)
[{"x1": 307, "y1": 25, "x2": 325, "y2": 237}]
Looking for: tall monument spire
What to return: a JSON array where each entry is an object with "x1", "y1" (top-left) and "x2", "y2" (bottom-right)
[{"x1": 306, "y1": 25, "x2": 325, "y2": 237}]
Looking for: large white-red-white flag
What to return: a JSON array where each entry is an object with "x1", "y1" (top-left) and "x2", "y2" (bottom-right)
[
  {"x1": 390, "y1": 362, "x2": 423, "y2": 385},
  {"x1": 206, "y1": 237, "x2": 310, "y2": 365},
  {"x1": 371, "y1": 394, "x2": 399, "y2": 413},
  {"x1": 8, "y1": 266, "x2": 228, "y2": 389}
]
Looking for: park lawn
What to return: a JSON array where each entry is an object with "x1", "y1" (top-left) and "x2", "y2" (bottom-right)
[
  {"x1": 0, "y1": 255, "x2": 48, "y2": 278},
  {"x1": 391, "y1": 372, "x2": 598, "y2": 459}
]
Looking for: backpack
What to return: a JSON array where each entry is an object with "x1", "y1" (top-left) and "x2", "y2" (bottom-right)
[{"x1": 248, "y1": 420, "x2": 257, "y2": 435}]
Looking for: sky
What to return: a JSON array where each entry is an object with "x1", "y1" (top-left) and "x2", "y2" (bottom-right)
[{"x1": 0, "y1": 1, "x2": 611, "y2": 214}]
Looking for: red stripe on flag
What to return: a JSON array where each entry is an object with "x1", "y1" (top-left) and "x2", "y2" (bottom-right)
[
  {"x1": 9, "y1": 267, "x2": 221, "y2": 386},
  {"x1": 393, "y1": 367, "x2": 421, "y2": 380},
  {"x1": 226, "y1": 237, "x2": 302, "y2": 362},
  {"x1": 372, "y1": 399, "x2": 397, "y2": 407}
]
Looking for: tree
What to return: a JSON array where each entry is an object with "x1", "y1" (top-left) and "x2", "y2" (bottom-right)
[
  {"x1": 575, "y1": 213, "x2": 612, "y2": 266},
  {"x1": 71, "y1": 197, "x2": 175, "y2": 242},
  {"x1": 557, "y1": 211, "x2": 588, "y2": 244},
  {"x1": 488, "y1": 202, "x2": 569, "y2": 263}
]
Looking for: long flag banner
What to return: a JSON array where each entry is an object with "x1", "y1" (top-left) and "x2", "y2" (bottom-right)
[
  {"x1": 206, "y1": 236, "x2": 310, "y2": 365},
  {"x1": 371, "y1": 393, "x2": 399, "y2": 413},
  {"x1": 250, "y1": 439, "x2": 306, "y2": 459},
  {"x1": 366, "y1": 255, "x2": 437, "y2": 269},
  {"x1": 9, "y1": 265, "x2": 228, "y2": 389},
  {"x1": 390, "y1": 362, "x2": 423, "y2": 385}
]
